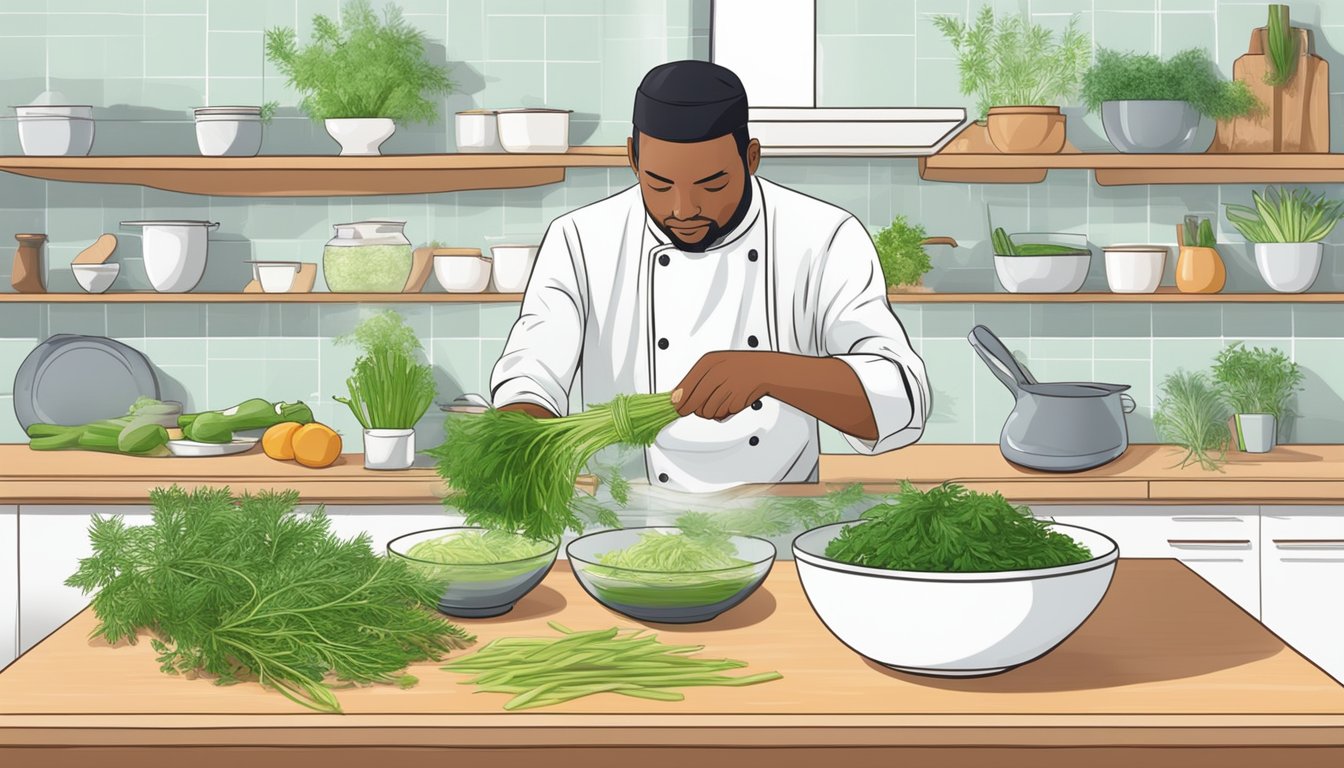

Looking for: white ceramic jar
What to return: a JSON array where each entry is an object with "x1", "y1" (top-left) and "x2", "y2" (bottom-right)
[
  {"x1": 495, "y1": 108, "x2": 572, "y2": 153},
  {"x1": 121, "y1": 220, "x2": 219, "y2": 293},
  {"x1": 1103, "y1": 245, "x2": 1168, "y2": 294},
  {"x1": 194, "y1": 106, "x2": 263, "y2": 156},
  {"x1": 433, "y1": 248, "x2": 492, "y2": 292},
  {"x1": 363, "y1": 428, "x2": 416, "y2": 470},
  {"x1": 455, "y1": 110, "x2": 502, "y2": 152},
  {"x1": 489, "y1": 244, "x2": 540, "y2": 292},
  {"x1": 15, "y1": 104, "x2": 95, "y2": 156}
]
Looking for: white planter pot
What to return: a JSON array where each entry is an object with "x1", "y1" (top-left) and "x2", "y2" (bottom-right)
[
  {"x1": 1254, "y1": 242, "x2": 1323, "y2": 293},
  {"x1": 324, "y1": 118, "x2": 396, "y2": 156},
  {"x1": 1234, "y1": 413, "x2": 1276, "y2": 454},
  {"x1": 120, "y1": 220, "x2": 218, "y2": 293},
  {"x1": 363, "y1": 428, "x2": 415, "y2": 470},
  {"x1": 1103, "y1": 245, "x2": 1167, "y2": 293}
]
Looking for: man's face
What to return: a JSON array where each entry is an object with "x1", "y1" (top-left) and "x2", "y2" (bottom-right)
[{"x1": 627, "y1": 132, "x2": 762, "y2": 250}]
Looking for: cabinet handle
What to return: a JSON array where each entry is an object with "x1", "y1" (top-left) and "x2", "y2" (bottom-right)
[
  {"x1": 1166, "y1": 539, "x2": 1252, "y2": 550},
  {"x1": 1272, "y1": 539, "x2": 1344, "y2": 550},
  {"x1": 1170, "y1": 516, "x2": 1244, "y2": 523}
]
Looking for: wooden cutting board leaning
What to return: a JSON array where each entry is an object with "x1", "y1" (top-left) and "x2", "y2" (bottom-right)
[{"x1": 1212, "y1": 26, "x2": 1329, "y2": 153}]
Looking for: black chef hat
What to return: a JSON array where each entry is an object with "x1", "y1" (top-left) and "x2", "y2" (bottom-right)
[{"x1": 632, "y1": 60, "x2": 749, "y2": 142}]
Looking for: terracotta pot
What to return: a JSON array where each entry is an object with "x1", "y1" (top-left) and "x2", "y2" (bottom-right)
[
  {"x1": 986, "y1": 106, "x2": 1067, "y2": 154},
  {"x1": 1176, "y1": 245, "x2": 1226, "y2": 293},
  {"x1": 11, "y1": 233, "x2": 47, "y2": 293}
]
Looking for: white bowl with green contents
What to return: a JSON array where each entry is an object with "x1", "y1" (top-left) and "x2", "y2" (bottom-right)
[{"x1": 322, "y1": 219, "x2": 414, "y2": 292}]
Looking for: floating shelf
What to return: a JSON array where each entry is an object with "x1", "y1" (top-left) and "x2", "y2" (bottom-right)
[
  {"x1": 919, "y1": 149, "x2": 1344, "y2": 186},
  {"x1": 4, "y1": 290, "x2": 1341, "y2": 304},
  {"x1": 0, "y1": 148, "x2": 630, "y2": 196}
]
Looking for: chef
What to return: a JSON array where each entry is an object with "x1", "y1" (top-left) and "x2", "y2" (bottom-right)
[{"x1": 491, "y1": 60, "x2": 930, "y2": 492}]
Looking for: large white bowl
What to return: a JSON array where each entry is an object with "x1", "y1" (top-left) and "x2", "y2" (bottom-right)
[
  {"x1": 122, "y1": 220, "x2": 218, "y2": 293},
  {"x1": 994, "y1": 253, "x2": 1090, "y2": 293},
  {"x1": 793, "y1": 522, "x2": 1118, "y2": 677},
  {"x1": 17, "y1": 115, "x2": 95, "y2": 156}
]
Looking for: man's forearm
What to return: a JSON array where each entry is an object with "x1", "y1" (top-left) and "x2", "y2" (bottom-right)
[{"x1": 771, "y1": 355, "x2": 879, "y2": 441}]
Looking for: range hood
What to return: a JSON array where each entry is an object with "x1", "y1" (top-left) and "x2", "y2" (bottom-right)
[{"x1": 710, "y1": 0, "x2": 967, "y2": 156}]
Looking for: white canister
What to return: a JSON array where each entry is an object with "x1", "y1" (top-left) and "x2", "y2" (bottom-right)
[
  {"x1": 120, "y1": 220, "x2": 219, "y2": 293},
  {"x1": 454, "y1": 110, "x2": 501, "y2": 152},
  {"x1": 363, "y1": 428, "x2": 416, "y2": 470},
  {"x1": 194, "y1": 106, "x2": 263, "y2": 157},
  {"x1": 1103, "y1": 245, "x2": 1168, "y2": 294},
  {"x1": 433, "y1": 248, "x2": 492, "y2": 292},
  {"x1": 489, "y1": 244, "x2": 540, "y2": 292},
  {"x1": 495, "y1": 108, "x2": 572, "y2": 153},
  {"x1": 1233, "y1": 413, "x2": 1276, "y2": 454}
]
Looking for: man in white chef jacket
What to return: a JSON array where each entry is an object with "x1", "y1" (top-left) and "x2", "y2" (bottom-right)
[{"x1": 490, "y1": 60, "x2": 930, "y2": 492}]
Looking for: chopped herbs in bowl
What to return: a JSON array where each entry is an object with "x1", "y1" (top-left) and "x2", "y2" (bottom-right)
[
  {"x1": 567, "y1": 526, "x2": 775, "y2": 624},
  {"x1": 793, "y1": 482, "x2": 1117, "y2": 677},
  {"x1": 387, "y1": 527, "x2": 559, "y2": 618}
]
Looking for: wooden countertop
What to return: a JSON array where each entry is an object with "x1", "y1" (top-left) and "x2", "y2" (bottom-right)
[
  {"x1": 3, "y1": 444, "x2": 1344, "y2": 505},
  {"x1": 1, "y1": 560, "x2": 1343, "y2": 767}
]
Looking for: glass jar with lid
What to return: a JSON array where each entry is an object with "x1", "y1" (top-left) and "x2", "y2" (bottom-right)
[{"x1": 322, "y1": 220, "x2": 413, "y2": 292}]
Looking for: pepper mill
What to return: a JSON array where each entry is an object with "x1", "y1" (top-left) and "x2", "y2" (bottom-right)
[{"x1": 11, "y1": 233, "x2": 47, "y2": 293}]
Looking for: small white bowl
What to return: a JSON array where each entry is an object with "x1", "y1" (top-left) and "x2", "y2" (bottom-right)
[
  {"x1": 194, "y1": 106, "x2": 263, "y2": 157},
  {"x1": 495, "y1": 108, "x2": 571, "y2": 153},
  {"x1": 71, "y1": 263, "x2": 119, "y2": 294},
  {"x1": 248, "y1": 260, "x2": 301, "y2": 293},
  {"x1": 17, "y1": 115, "x2": 95, "y2": 156},
  {"x1": 489, "y1": 244, "x2": 540, "y2": 292},
  {"x1": 433, "y1": 248, "x2": 492, "y2": 293},
  {"x1": 1103, "y1": 245, "x2": 1167, "y2": 294}
]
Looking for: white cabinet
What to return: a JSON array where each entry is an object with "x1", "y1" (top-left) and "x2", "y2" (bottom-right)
[
  {"x1": 1, "y1": 506, "x2": 17, "y2": 671},
  {"x1": 1261, "y1": 508, "x2": 1344, "y2": 684},
  {"x1": 1034, "y1": 505, "x2": 1261, "y2": 619},
  {"x1": 17, "y1": 506, "x2": 151, "y2": 654}
]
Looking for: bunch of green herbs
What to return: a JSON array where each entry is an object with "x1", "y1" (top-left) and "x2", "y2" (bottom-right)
[
  {"x1": 429, "y1": 393, "x2": 680, "y2": 541},
  {"x1": 1225, "y1": 187, "x2": 1344, "y2": 243},
  {"x1": 265, "y1": 0, "x2": 453, "y2": 123},
  {"x1": 334, "y1": 310, "x2": 436, "y2": 430},
  {"x1": 1265, "y1": 4, "x2": 1299, "y2": 87},
  {"x1": 1081, "y1": 48, "x2": 1260, "y2": 119},
  {"x1": 65, "y1": 486, "x2": 474, "y2": 713},
  {"x1": 1182, "y1": 215, "x2": 1217, "y2": 247},
  {"x1": 932, "y1": 6, "x2": 1091, "y2": 120},
  {"x1": 873, "y1": 215, "x2": 932, "y2": 288},
  {"x1": 442, "y1": 621, "x2": 781, "y2": 711},
  {"x1": 1154, "y1": 370, "x2": 1231, "y2": 471},
  {"x1": 1211, "y1": 342, "x2": 1303, "y2": 425},
  {"x1": 823, "y1": 482, "x2": 1092, "y2": 572},
  {"x1": 990, "y1": 227, "x2": 1085, "y2": 256}
]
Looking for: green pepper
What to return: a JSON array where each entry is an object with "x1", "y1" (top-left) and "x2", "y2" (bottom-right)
[{"x1": 180, "y1": 398, "x2": 315, "y2": 443}]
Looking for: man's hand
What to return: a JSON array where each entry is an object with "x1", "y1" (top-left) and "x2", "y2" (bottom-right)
[{"x1": 670, "y1": 350, "x2": 880, "y2": 440}]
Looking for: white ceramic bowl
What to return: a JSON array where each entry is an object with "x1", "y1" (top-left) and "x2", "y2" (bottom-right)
[
  {"x1": 489, "y1": 244, "x2": 539, "y2": 292},
  {"x1": 433, "y1": 249, "x2": 492, "y2": 292},
  {"x1": 71, "y1": 263, "x2": 119, "y2": 294},
  {"x1": 1103, "y1": 245, "x2": 1167, "y2": 294},
  {"x1": 994, "y1": 253, "x2": 1090, "y2": 293},
  {"x1": 495, "y1": 108, "x2": 571, "y2": 153},
  {"x1": 248, "y1": 260, "x2": 300, "y2": 293},
  {"x1": 17, "y1": 115, "x2": 95, "y2": 156},
  {"x1": 455, "y1": 110, "x2": 501, "y2": 152},
  {"x1": 195, "y1": 107, "x2": 263, "y2": 157},
  {"x1": 793, "y1": 522, "x2": 1118, "y2": 676},
  {"x1": 122, "y1": 220, "x2": 218, "y2": 293}
]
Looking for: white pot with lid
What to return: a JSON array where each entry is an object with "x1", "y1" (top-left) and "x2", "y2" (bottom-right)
[
  {"x1": 455, "y1": 110, "x2": 502, "y2": 152},
  {"x1": 12, "y1": 90, "x2": 95, "y2": 156},
  {"x1": 195, "y1": 106, "x2": 263, "y2": 157},
  {"x1": 121, "y1": 220, "x2": 219, "y2": 293}
]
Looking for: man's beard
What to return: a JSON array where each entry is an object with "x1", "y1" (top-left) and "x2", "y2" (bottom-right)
[{"x1": 652, "y1": 174, "x2": 754, "y2": 254}]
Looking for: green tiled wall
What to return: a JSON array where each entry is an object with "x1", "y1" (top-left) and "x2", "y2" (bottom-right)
[{"x1": 3, "y1": 1, "x2": 1344, "y2": 453}]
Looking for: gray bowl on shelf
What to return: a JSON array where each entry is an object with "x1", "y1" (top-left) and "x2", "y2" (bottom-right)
[{"x1": 1100, "y1": 100, "x2": 1204, "y2": 153}]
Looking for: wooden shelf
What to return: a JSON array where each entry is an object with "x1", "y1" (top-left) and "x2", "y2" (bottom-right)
[
  {"x1": 919, "y1": 148, "x2": 1344, "y2": 186},
  {"x1": 0, "y1": 291, "x2": 524, "y2": 303},
  {"x1": 5, "y1": 290, "x2": 1342, "y2": 304},
  {"x1": 0, "y1": 147, "x2": 630, "y2": 196}
]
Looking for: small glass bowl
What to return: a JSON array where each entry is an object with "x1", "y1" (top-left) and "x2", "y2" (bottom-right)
[{"x1": 387, "y1": 526, "x2": 559, "y2": 618}]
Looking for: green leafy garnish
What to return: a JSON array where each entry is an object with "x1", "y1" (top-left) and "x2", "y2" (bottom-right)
[
  {"x1": 932, "y1": 6, "x2": 1091, "y2": 120},
  {"x1": 1155, "y1": 370, "x2": 1231, "y2": 471},
  {"x1": 1225, "y1": 187, "x2": 1344, "y2": 243},
  {"x1": 334, "y1": 310, "x2": 436, "y2": 430},
  {"x1": 65, "y1": 486, "x2": 474, "y2": 713},
  {"x1": 873, "y1": 215, "x2": 931, "y2": 288},
  {"x1": 1211, "y1": 343, "x2": 1303, "y2": 426},
  {"x1": 442, "y1": 621, "x2": 781, "y2": 711},
  {"x1": 1081, "y1": 48, "x2": 1260, "y2": 120},
  {"x1": 403, "y1": 529, "x2": 556, "y2": 583},
  {"x1": 265, "y1": 0, "x2": 453, "y2": 123},
  {"x1": 823, "y1": 482, "x2": 1092, "y2": 572}
]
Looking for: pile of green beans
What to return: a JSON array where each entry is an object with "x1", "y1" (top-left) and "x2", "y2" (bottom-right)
[{"x1": 441, "y1": 622, "x2": 782, "y2": 710}]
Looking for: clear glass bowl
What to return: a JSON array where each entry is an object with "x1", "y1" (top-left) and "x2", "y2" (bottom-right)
[
  {"x1": 566, "y1": 526, "x2": 776, "y2": 624},
  {"x1": 322, "y1": 219, "x2": 413, "y2": 292},
  {"x1": 387, "y1": 527, "x2": 559, "y2": 618}
]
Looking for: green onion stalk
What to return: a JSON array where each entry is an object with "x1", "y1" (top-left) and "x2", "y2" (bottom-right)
[{"x1": 429, "y1": 393, "x2": 680, "y2": 541}]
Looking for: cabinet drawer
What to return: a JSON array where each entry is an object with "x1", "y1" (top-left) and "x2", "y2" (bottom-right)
[{"x1": 1260, "y1": 507, "x2": 1344, "y2": 683}]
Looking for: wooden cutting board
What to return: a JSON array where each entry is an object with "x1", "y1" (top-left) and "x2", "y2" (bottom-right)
[{"x1": 1211, "y1": 26, "x2": 1330, "y2": 153}]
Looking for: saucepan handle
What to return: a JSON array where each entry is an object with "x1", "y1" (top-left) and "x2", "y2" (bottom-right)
[
  {"x1": 1120, "y1": 393, "x2": 1136, "y2": 413},
  {"x1": 967, "y1": 324, "x2": 1035, "y2": 396}
]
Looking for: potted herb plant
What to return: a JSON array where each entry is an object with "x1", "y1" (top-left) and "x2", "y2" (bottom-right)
[
  {"x1": 1081, "y1": 48, "x2": 1259, "y2": 153},
  {"x1": 1225, "y1": 187, "x2": 1344, "y2": 293},
  {"x1": 265, "y1": 0, "x2": 453, "y2": 156},
  {"x1": 1211, "y1": 343, "x2": 1303, "y2": 453},
  {"x1": 1154, "y1": 370, "x2": 1230, "y2": 471},
  {"x1": 335, "y1": 310, "x2": 436, "y2": 470},
  {"x1": 1175, "y1": 215, "x2": 1226, "y2": 293},
  {"x1": 933, "y1": 6, "x2": 1090, "y2": 154},
  {"x1": 873, "y1": 216, "x2": 955, "y2": 293}
]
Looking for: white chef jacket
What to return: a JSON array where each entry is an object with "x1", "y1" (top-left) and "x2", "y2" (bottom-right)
[{"x1": 490, "y1": 176, "x2": 930, "y2": 493}]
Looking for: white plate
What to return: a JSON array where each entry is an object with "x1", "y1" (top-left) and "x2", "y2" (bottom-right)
[{"x1": 167, "y1": 437, "x2": 258, "y2": 457}]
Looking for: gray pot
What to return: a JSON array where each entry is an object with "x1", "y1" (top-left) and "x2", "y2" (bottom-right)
[
  {"x1": 1101, "y1": 100, "x2": 1203, "y2": 153},
  {"x1": 1233, "y1": 413, "x2": 1276, "y2": 454}
]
